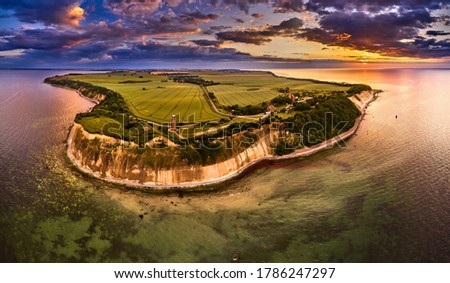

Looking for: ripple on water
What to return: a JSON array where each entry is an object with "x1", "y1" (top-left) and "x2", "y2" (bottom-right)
[{"x1": 1, "y1": 69, "x2": 449, "y2": 262}]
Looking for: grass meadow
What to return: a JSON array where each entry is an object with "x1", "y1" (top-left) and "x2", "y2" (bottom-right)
[
  {"x1": 68, "y1": 71, "x2": 349, "y2": 125},
  {"x1": 68, "y1": 72, "x2": 226, "y2": 123},
  {"x1": 197, "y1": 71, "x2": 348, "y2": 106}
]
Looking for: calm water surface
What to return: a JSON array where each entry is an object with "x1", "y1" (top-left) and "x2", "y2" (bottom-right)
[{"x1": 0, "y1": 68, "x2": 448, "y2": 262}]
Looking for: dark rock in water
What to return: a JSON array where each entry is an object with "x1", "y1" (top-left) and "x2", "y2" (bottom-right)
[{"x1": 139, "y1": 214, "x2": 144, "y2": 219}]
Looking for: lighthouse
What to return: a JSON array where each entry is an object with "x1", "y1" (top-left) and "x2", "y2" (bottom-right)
[
  {"x1": 288, "y1": 90, "x2": 295, "y2": 102},
  {"x1": 170, "y1": 115, "x2": 177, "y2": 132}
]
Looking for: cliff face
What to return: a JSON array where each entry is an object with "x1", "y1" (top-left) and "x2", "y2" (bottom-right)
[
  {"x1": 67, "y1": 123, "x2": 279, "y2": 187},
  {"x1": 349, "y1": 91, "x2": 373, "y2": 111},
  {"x1": 66, "y1": 89, "x2": 375, "y2": 188}
]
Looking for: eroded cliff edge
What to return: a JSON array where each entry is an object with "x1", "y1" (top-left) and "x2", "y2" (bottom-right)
[
  {"x1": 67, "y1": 123, "x2": 280, "y2": 188},
  {"x1": 66, "y1": 90, "x2": 375, "y2": 189}
]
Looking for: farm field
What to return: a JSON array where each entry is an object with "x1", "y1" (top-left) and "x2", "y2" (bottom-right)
[
  {"x1": 195, "y1": 71, "x2": 349, "y2": 106},
  {"x1": 67, "y1": 72, "x2": 226, "y2": 123},
  {"x1": 65, "y1": 70, "x2": 351, "y2": 125}
]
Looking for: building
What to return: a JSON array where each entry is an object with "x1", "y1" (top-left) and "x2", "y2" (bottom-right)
[
  {"x1": 169, "y1": 115, "x2": 177, "y2": 132},
  {"x1": 285, "y1": 103, "x2": 294, "y2": 113},
  {"x1": 287, "y1": 90, "x2": 296, "y2": 103},
  {"x1": 266, "y1": 104, "x2": 276, "y2": 113}
]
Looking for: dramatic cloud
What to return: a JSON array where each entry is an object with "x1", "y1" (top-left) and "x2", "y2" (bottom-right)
[
  {"x1": 0, "y1": 0, "x2": 85, "y2": 26},
  {"x1": 109, "y1": 41, "x2": 256, "y2": 62},
  {"x1": 181, "y1": 10, "x2": 220, "y2": 22},
  {"x1": 251, "y1": 13, "x2": 264, "y2": 19},
  {"x1": 131, "y1": 15, "x2": 201, "y2": 35},
  {"x1": 298, "y1": 6, "x2": 450, "y2": 58},
  {"x1": 104, "y1": 0, "x2": 163, "y2": 17},
  {"x1": 0, "y1": 28, "x2": 88, "y2": 51},
  {"x1": 217, "y1": 17, "x2": 303, "y2": 44},
  {"x1": 273, "y1": 0, "x2": 304, "y2": 13},
  {"x1": 438, "y1": 14, "x2": 450, "y2": 26},
  {"x1": 306, "y1": 0, "x2": 444, "y2": 14},
  {"x1": 0, "y1": 0, "x2": 448, "y2": 67},
  {"x1": 219, "y1": 0, "x2": 269, "y2": 14},
  {"x1": 203, "y1": 25, "x2": 232, "y2": 35},
  {"x1": 426, "y1": 30, "x2": 450, "y2": 36},
  {"x1": 407, "y1": 37, "x2": 450, "y2": 58},
  {"x1": 191, "y1": 39, "x2": 224, "y2": 47}
]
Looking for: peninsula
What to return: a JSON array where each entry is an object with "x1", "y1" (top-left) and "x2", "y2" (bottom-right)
[{"x1": 45, "y1": 70, "x2": 377, "y2": 189}]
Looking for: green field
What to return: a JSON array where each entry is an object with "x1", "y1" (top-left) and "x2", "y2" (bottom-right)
[
  {"x1": 76, "y1": 116, "x2": 119, "y2": 135},
  {"x1": 65, "y1": 71, "x2": 351, "y2": 125},
  {"x1": 67, "y1": 72, "x2": 226, "y2": 123},
  {"x1": 195, "y1": 71, "x2": 349, "y2": 106},
  {"x1": 46, "y1": 70, "x2": 364, "y2": 155}
]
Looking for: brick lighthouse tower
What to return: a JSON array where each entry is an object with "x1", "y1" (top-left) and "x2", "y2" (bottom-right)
[{"x1": 169, "y1": 115, "x2": 177, "y2": 132}]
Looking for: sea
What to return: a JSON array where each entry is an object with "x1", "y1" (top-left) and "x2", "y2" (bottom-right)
[{"x1": 0, "y1": 68, "x2": 448, "y2": 262}]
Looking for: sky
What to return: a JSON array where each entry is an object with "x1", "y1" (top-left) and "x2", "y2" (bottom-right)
[{"x1": 0, "y1": 0, "x2": 449, "y2": 69}]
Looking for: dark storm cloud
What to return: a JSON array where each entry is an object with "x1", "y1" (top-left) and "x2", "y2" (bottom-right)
[
  {"x1": 0, "y1": 9, "x2": 206, "y2": 57},
  {"x1": 107, "y1": 40, "x2": 307, "y2": 63},
  {"x1": 103, "y1": 0, "x2": 267, "y2": 17},
  {"x1": 216, "y1": 17, "x2": 303, "y2": 44},
  {"x1": 273, "y1": 0, "x2": 305, "y2": 13},
  {"x1": 221, "y1": 0, "x2": 269, "y2": 14},
  {"x1": 0, "y1": 27, "x2": 304, "y2": 66},
  {"x1": 103, "y1": 0, "x2": 162, "y2": 17},
  {"x1": 132, "y1": 15, "x2": 201, "y2": 34},
  {"x1": 426, "y1": 30, "x2": 450, "y2": 36},
  {"x1": 209, "y1": 0, "x2": 306, "y2": 14},
  {"x1": 0, "y1": 0, "x2": 84, "y2": 26},
  {"x1": 216, "y1": 30, "x2": 273, "y2": 45},
  {"x1": 108, "y1": 41, "x2": 254, "y2": 61},
  {"x1": 203, "y1": 25, "x2": 232, "y2": 35},
  {"x1": 407, "y1": 37, "x2": 450, "y2": 57},
  {"x1": 275, "y1": 17, "x2": 303, "y2": 30},
  {"x1": 3, "y1": 40, "x2": 119, "y2": 67},
  {"x1": 1, "y1": 37, "x2": 237, "y2": 66},
  {"x1": 0, "y1": 29, "x2": 14, "y2": 36},
  {"x1": 251, "y1": 13, "x2": 264, "y2": 19},
  {"x1": 181, "y1": 10, "x2": 220, "y2": 22},
  {"x1": 0, "y1": 28, "x2": 88, "y2": 51},
  {"x1": 191, "y1": 39, "x2": 224, "y2": 47},
  {"x1": 0, "y1": 0, "x2": 449, "y2": 66},
  {"x1": 305, "y1": 0, "x2": 444, "y2": 13},
  {"x1": 100, "y1": 6, "x2": 218, "y2": 35},
  {"x1": 319, "y1": 9, "x2": 434, "y2": 42},
  {"x1": 0, "y1": 19, "x2": 138, "y2": 52},
  {"x1": 437, "y1": 14, "x2": 450, "y2": 26},
  {"x1": 298, "y1": 5, "x2": 450, "y2": 58}
]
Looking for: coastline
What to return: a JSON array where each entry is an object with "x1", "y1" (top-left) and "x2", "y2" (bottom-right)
[
  {"x1": 62, "y1": 80, "x2": 376, "y2": 189},
  {"x1": 46, "y1": 82, "x2": 100, "y2": 107}
]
